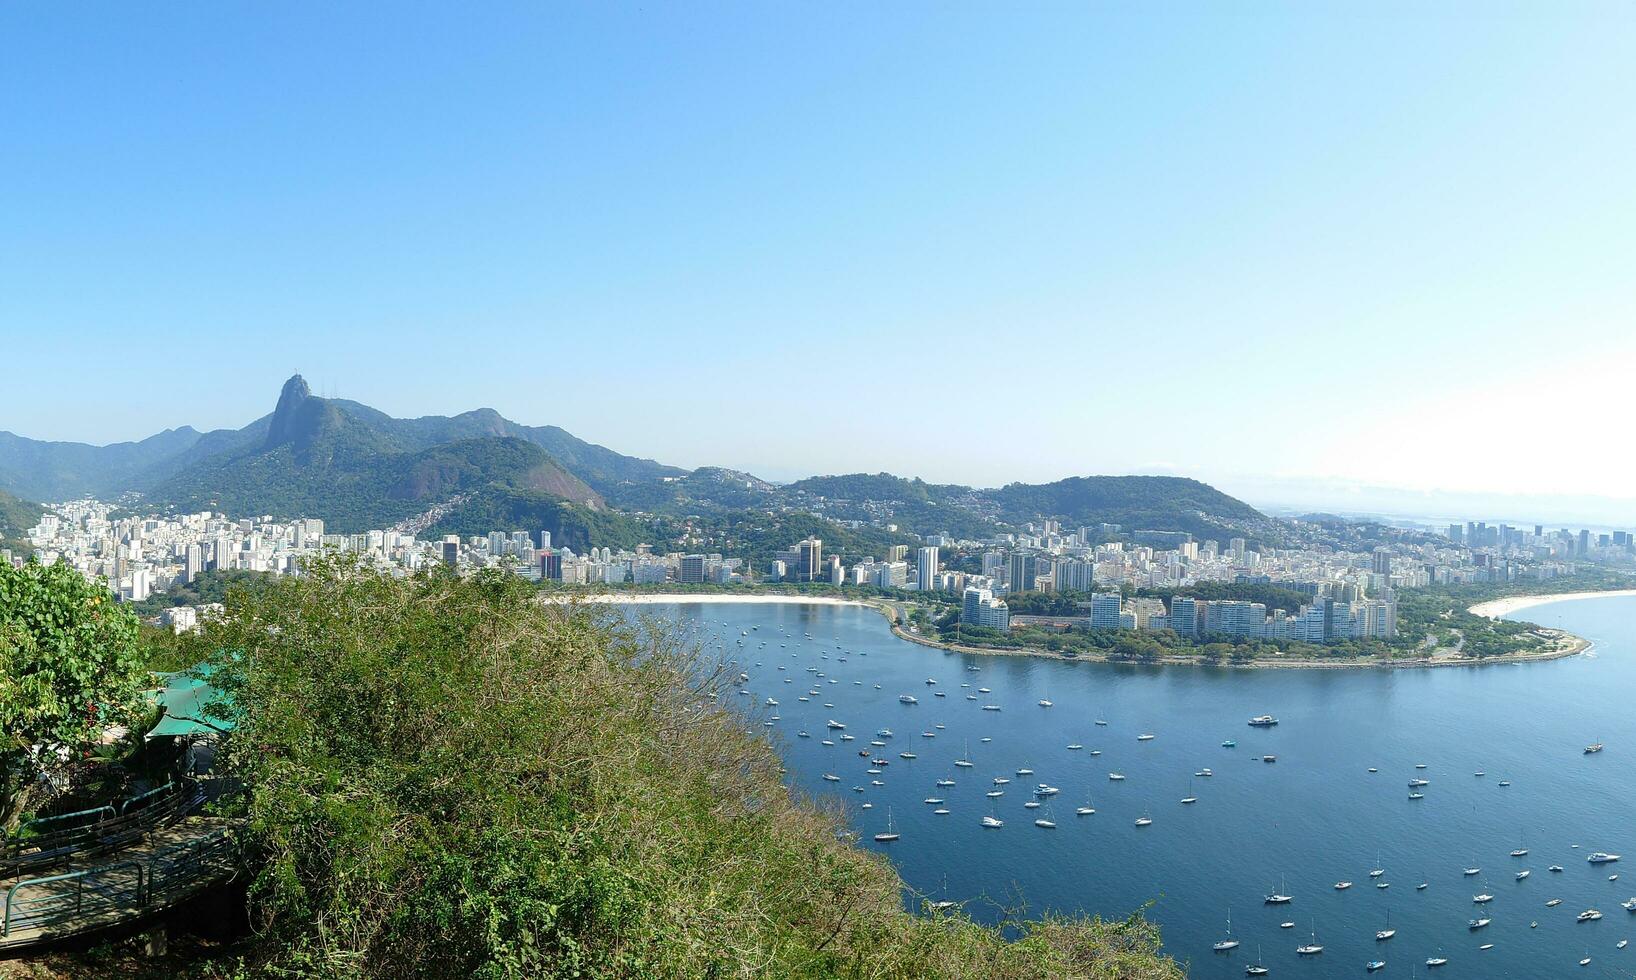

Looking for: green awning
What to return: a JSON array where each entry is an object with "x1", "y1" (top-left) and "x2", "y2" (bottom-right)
[{"x1": 144, "y1": 661, "x2": 236, "y2": 738}]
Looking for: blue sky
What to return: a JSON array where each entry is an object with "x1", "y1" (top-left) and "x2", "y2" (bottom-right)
[{"x1": 3, "y1": 3, "x2": 1634, "y2": 502}]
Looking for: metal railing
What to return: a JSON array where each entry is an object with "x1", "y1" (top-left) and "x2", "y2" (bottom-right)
[
  {"x1": 2, "y1": 780, "x2": 206, "y2": 878},
  {"x1": 1, "y1": 827, "x2": 236, "y2": 939}
]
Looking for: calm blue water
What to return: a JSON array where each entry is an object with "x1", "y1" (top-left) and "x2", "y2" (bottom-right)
[{"x1": 638, "y1": 595, "x2": 1636, "y2": 978}]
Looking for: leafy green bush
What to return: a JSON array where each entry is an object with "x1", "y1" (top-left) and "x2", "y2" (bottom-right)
[{"x1": 196, "y1": 558, "x2": 1181, "y2": 979}]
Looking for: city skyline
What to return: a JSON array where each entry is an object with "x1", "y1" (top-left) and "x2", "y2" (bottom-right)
[{"x1": 5, "y1": 4, "x2": 1636, "y2": 502}]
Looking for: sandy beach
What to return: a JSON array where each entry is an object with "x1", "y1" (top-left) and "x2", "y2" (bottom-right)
[{"x1": 1467, "y1": 589, "x2": 1636, "y2": 619}]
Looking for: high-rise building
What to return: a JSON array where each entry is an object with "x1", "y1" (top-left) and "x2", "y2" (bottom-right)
[
  {"x1": 679, "y1": 554, "x2": 707, "y2": 583},
  {"x1": 961, "y1": 586, "x2": 1010, "y2": 630},
  {"x1": 1371, "y1": 547, "x2": 1392, "y2": 576},
  {"x1": 916, "y1": 546, "x2": 939, "y2": 592},
  {"x1": 1169, "y1": 596, "x2": 1198, "y2": 638},
  {"x1": 1229, "y1": 538, "x2": 1247, "y2": 561},
  {"x1": 1089, "y1": 592, "x2": 1124, "y2": 630},
  {"x1": 214, "y1": 537, "x2": 235, "y2": 572},
  {"x1": 798, "y1": 538, "x2": 822, "y2": 581},
  {"x1": 1007, "y1": 552, "x2": 1037, "y2": 594},
  {"x1": 184, "y1": 544, "x2": 202, "y2": 584},
  {"x1": 441, "y1": 535, "x2": 460, "y2": 568},
  {"x1": 1053, "y1": 558, "x2": 1095, "y2": 593}
]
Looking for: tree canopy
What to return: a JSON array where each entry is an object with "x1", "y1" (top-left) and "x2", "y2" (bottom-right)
[{"x1": 0, "y1": 560, "x2": 146, "y2": 828}]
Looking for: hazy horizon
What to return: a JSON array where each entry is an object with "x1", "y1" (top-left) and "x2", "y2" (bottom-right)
[{"x1": 5, "y1": 4, "x2": 1634, "y2": 504}]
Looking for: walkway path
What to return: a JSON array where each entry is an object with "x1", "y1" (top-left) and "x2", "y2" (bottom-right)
[{"x1": 1, "y1": 816, "x2": 236, "y2": 950}]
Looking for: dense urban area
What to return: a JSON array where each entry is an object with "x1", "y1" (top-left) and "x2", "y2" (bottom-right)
[{"x1": 12, "y1": 495, "x2": 1628, "y2": 664}]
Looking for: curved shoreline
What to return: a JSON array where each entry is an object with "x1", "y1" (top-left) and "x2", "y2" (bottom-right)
[
  {"x1": 552, "y1": 591, "x2": 1596, "y2": 670},
  {"x1": 887, "y1": 621, "x2": 1591, "y2": 670},
  {"x1": 1468, "y1": 588, "x2": 1636, "y2": 620}
]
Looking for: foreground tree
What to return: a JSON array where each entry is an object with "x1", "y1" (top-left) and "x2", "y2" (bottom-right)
[
  {"x1": 201, "y1": 558, "x2": 1182, "y2": 979},
  {"x1": 0, "y1": 560, "x2": 146, "y2": 829}
]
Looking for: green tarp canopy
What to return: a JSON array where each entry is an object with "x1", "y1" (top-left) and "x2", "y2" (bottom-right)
[{"x1": 144, "y1": 661, "x2": 236, "y2": 739}]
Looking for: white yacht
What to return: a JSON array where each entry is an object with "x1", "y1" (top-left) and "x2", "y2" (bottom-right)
[
  {"x1": 1335, "y1": 881, "x2": 1353, "y2": 891},
  {"x1": 1375, "y1": 909, "x2": 1395, "y2": 941},
  {"x1": 981, "y1": 815, "x2": 1003, "y2": 828},
  {"x1": 1037, "y1": 699, "x2": 1053, "y2": 707},
  {"x1": 1247, "y1": 714, "x2": 1278, "y2": 727},
  {"x1": 1108, "y1": 772, "x2": 1126, "y2": 781},
  {"x1": 1137, "y1": 733, "x2": 1156, "y2": 741},
  {"x1": 1578, "y1": 909, "x2": 1603, "y2": 922},
  {"x1": 1589, "y1": 852, "x2": 1621, "y2": 864},
  {"x1": 898, "y1": 694, "x2": 918, "y2": 704},
  {"x1": 872, "y1": 810, "x2": 900, "y2": 842},
  {"x1": 1212, "y1": 909, "x2": 1240, "y2": 951},
  {"x1": 1134, "y1": 815, "x2": 1153, "y2": 827}
]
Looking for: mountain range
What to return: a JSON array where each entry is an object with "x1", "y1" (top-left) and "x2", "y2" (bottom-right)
[{"x1": 0, "y1": 376, "x2": 1280, "y2": 551}]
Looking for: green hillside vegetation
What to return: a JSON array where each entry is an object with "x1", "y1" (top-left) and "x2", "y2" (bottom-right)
[
  {"x1": 784, "y1": 472, "x2": 998, "y2": 540},
  {"x1": 179, "y1": 559, "x2": 1180, "y2": 978},
  {"x1": 426, "y1": 486, "x2": 654, "y2": 554},
  {"x1": 991, "y1": 476, "x2": 1275, "y2": 544},
  {"x1": 0, "y1": 376, "x2": 682, "y2": 508},
  {"x1": 125, "y1": 568, "x2": 274, "y2": 618},
  {"x1": 0, "y1": 488, "x2": 43, "y2": 553}
]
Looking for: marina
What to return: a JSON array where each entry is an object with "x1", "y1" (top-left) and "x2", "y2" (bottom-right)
[{"x1": 635, "y1": 592, "x2": 1636, "y2": 976}]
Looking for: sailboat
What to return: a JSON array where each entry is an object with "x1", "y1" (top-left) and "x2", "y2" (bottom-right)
[
  {"x1": 1034, "y1": 804, "x2": 1056, "y2": 829},
  {"x1": 1370, "y1": 850, "x2": 1385, "y2": 877},
  {"x1": 1511, "y1": 829, "x2": 1529, "y2": 857},
  {"x1": 873, "y1": 809, "x2": 900, "y2": 842},
  {"x1": 954, "y1": 740, "x2": 974, "y2": 768},
  {"x1": 1265, "y1": 875, "x2": 1293, "y2": 904},
  {"x1": 1181, "y1": 778, "x2": 1197, "y2": 805},
  {"x1": 1076, "y1": 790, "x2": 1095, "y2": 816},
  {"x1": 1212, "y1": 908, "x2": 1240, "y2": 951},
  {"x1": 1426, "y1": 947, "x2": 1448, "y2": 967},
  {"x1": 1244, "y1": 944, "x2": 1268, "y2": 975},
  {"x1": 1295, "y1": 921, "x2": 1323, "y2": 955},
  {"x1": 1375, "y1": 908, "x2": 1396, "y2": 941}
]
